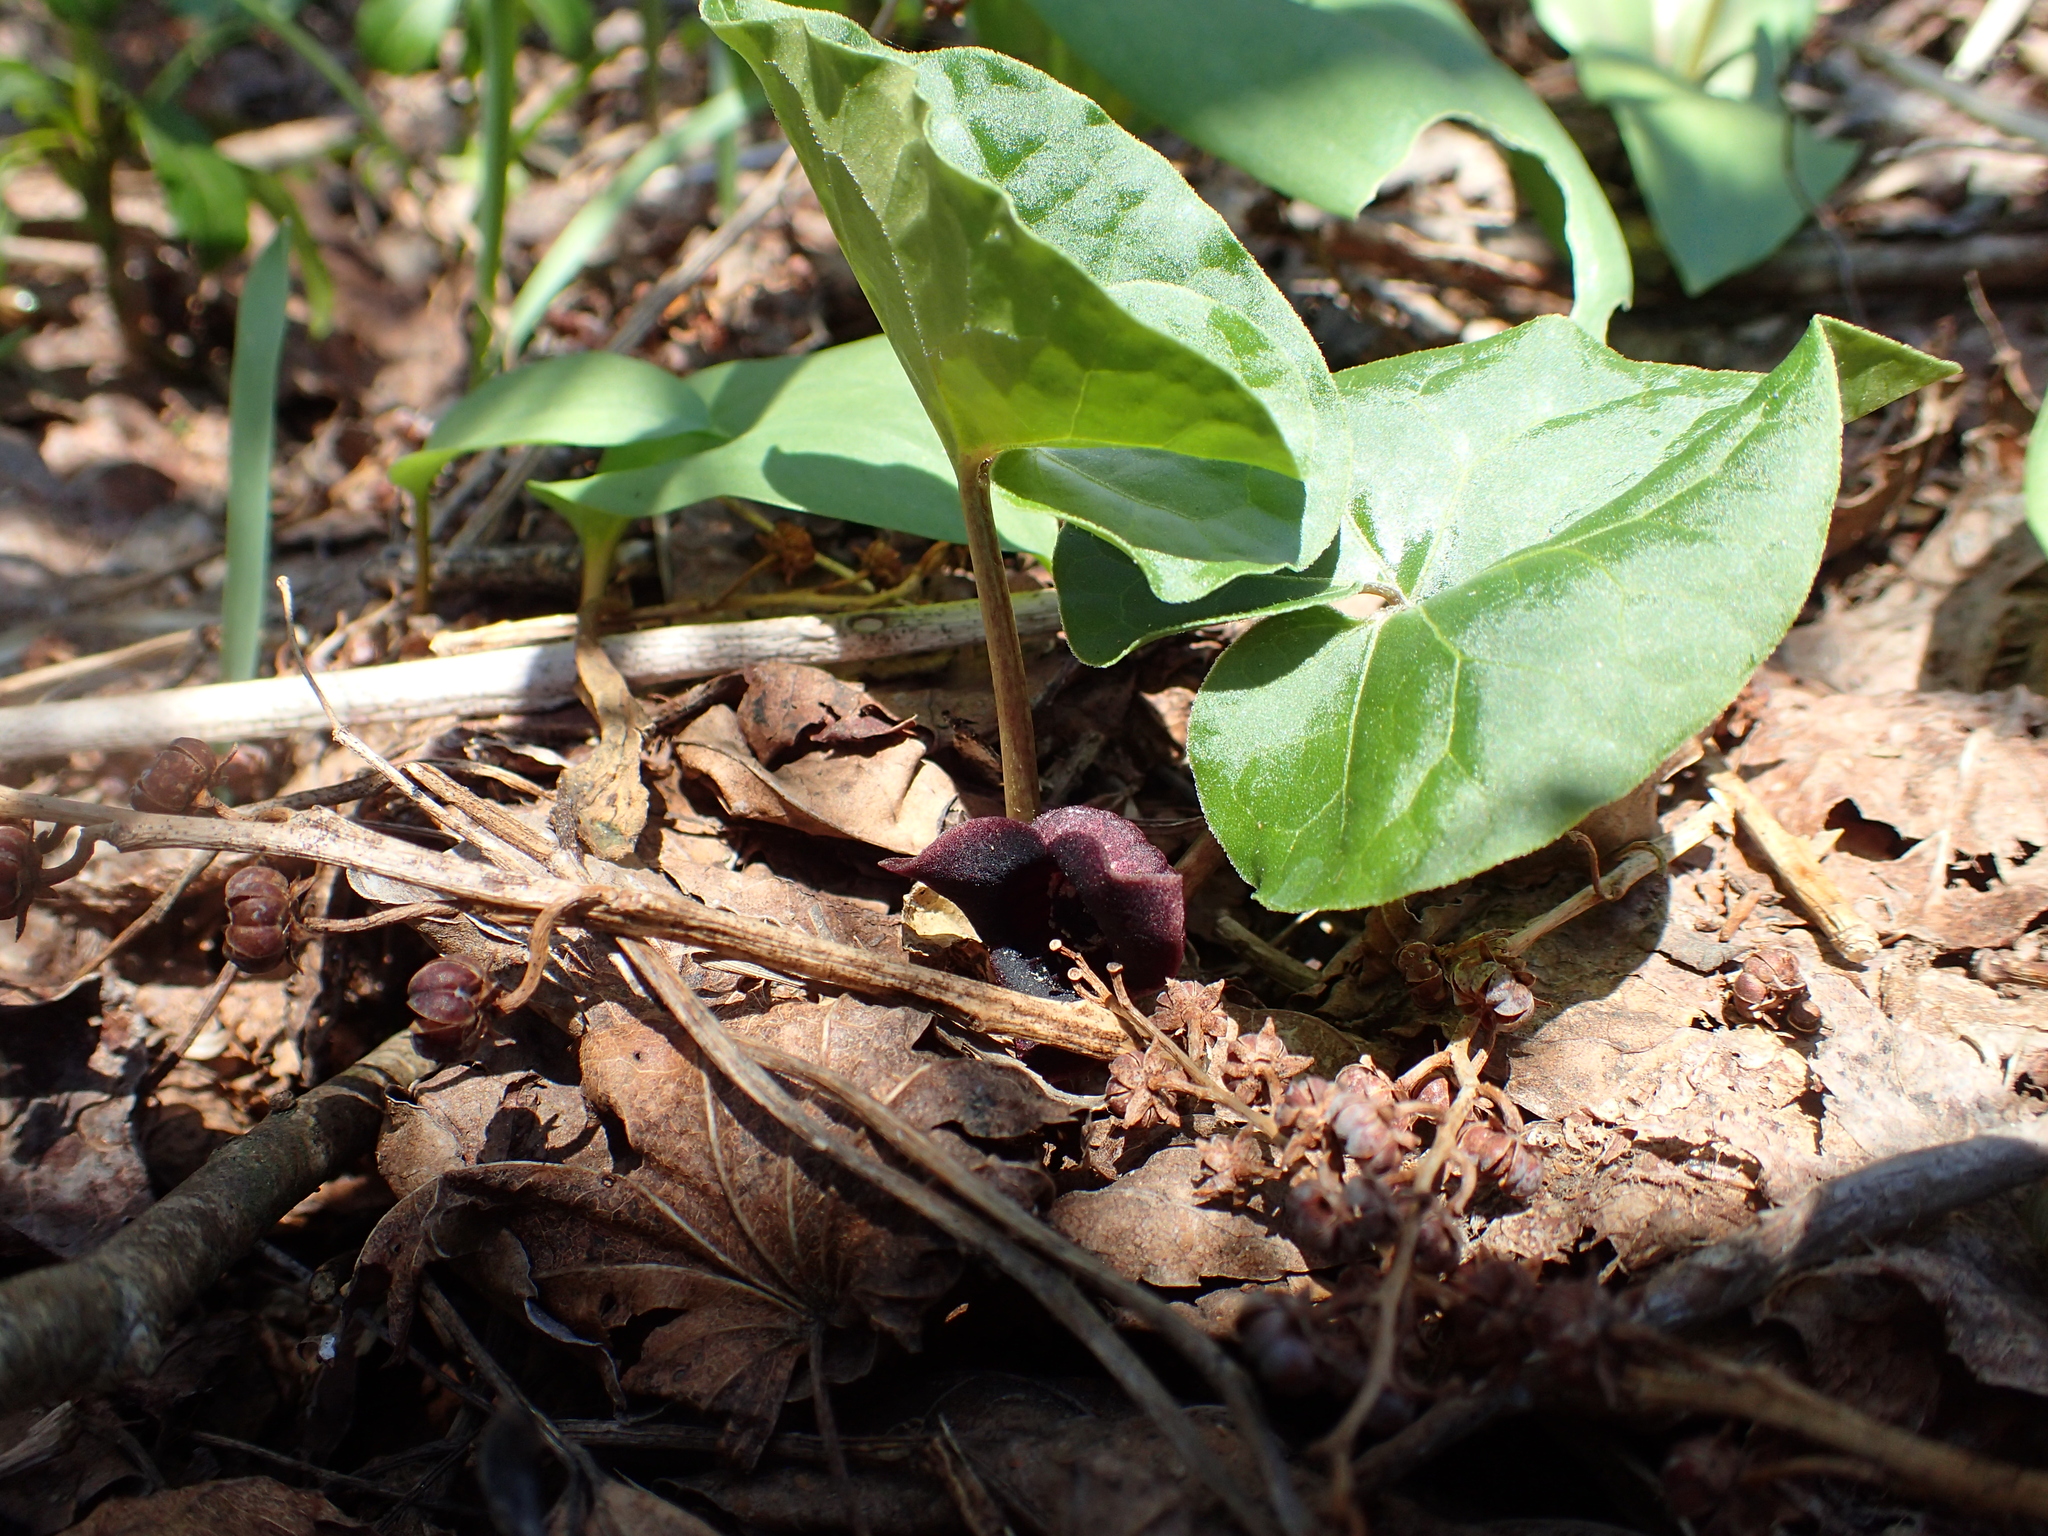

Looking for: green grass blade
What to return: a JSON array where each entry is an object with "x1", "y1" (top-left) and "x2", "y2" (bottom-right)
[
  {"x1": 503, "y1": 87, "x2": 747, "y2": 361},
  {"x1": 470, "y1": 0, "x2": 519, "y2": 383},
  {"x1": 221, "y1": 224, "x2": 292, "y2": 683}
]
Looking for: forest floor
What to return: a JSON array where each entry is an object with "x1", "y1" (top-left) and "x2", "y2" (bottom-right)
[{"x1": 4, "y1": 1, "x2": 2048, "y2": 1534}]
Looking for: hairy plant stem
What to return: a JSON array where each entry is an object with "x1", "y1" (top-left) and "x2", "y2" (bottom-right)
[
  {"x1": 956, "y1": 456, "x2": 1038, "y2": 820},
  {"x1": 469, "y1": 0, "x2": 518, "y2": 388}
]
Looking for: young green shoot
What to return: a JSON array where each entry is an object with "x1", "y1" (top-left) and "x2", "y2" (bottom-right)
[{"x1": 220, "y1": 224, "x2": 292, "y2": 683}]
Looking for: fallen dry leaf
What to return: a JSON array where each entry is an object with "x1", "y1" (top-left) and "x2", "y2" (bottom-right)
[
  {"x1": 737, "y1": 661, "x2": 914, "y2": 765},
  {"x1": 559, "y1": 633, "x2": 651, "y2": 862},
  {"x1": 656, "y1": 832, "x2": 898, "y2": 954},
  {"x1": 675, "y1": 703, "x2": 958, "y2": 856},
  {"x1": 359, "y1": 995, "x2": 1062, "y2": 1465},
  {"x1": 1050, "y1": 1143, "x2": 1306, "y2": 1287},
  {"x1": 0, "y1": 978, "x2": 152, "y2": 1259},
  {"x1": 65, "y1": 1477, "x2": 369, "y2": 1536},
  {"x1": 1731, "y1": 684, "x2": 2048, "y2": 950}
]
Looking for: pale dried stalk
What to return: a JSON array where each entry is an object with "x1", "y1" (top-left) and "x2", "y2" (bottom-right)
[
  {"x1": 0, "y1": 789, "x2": 1128, "y2": 1057},
  {"x1": 0, "y1": 628, "x2": 203, "y2": 706},
  {"x1": 1701, "y1": 753, "x2": 1880, "y2": 963},
  {"x1": 1625, "y1": 1350, "x2": 2048, "y2": 1518},
  {"x1": 1502, "y1": 803, "x2": 1725, "y2": 959},
  {"x1": 0, "y1": 591, "x2": 1064, "y2": 760}
]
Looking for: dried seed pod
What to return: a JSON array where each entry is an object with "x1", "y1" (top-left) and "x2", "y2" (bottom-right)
[
  {"x1": 762, "y1": 520, "x2": 817, "y2": 583},
  {"x1": 1448, "y1": 952, "x2": 1537, "y2": 1031},
  {"x1": 1413, "y1": 1203, "x2": 1463, "y2": 1276},
  {"x1": 1238, "y1": 1296, "x2": 1324, "y2": 1395},
  {"x1": 1282, "y1": 1163, "x2": 1399, "y2": 1265},
  {"x1": 1105, "y1": 1042, "x2": 1186, "y2": 1131},
  {"x1": 1459, "y1": 1122, "x2": 1545, "y2": 1202},
  {"x1": 0, "y1": 818, "x2": 38, "y2": 934},
  {"x1": 1193, "y1": 1129, "x2": 1271, "y2": 1202},
  {"x1": 407, "y1": 957, "x2": 499, "y2": 1062},
  {"x1": 1724, "y1": 946, "x2": 1820, "y2": 1031},
  {"x1": 131, "y1": 737, "x2": 219, "y2": 814},
  {"x1": 222, "y1": 864, "x2": 292, "y2": 972},
  {"x1": 856, "y1": 536, "x2": 905, "y2": 589},
  {"x1": 1395, "y1": 941, "x2": 1451, "y2": 1012}
]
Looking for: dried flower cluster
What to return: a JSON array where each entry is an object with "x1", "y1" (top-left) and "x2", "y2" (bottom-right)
[
  {"x1": 1724, "y1": 946, "x2": 1820, "y2": 1031},
  {"x1": 1396, "y1": 935, "x2": 1538, "y2": 1030}
]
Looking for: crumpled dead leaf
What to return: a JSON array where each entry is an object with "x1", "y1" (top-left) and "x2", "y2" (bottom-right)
[
  {"x1": 358, "y1": 996, "x2": 1063, "y2": 1466},
  {"x1": 1768, "y1": 1238, "x2": 2048, "y2": 1406},
  {"x1": 559, "y1": 632, "x2": 651, "y2": 862},
  {"x1": 65, "y1": 1477, "x2": 369, "y2": 1536},
  {"x1": 656, "y1": 832, "x2": 898, "y2": 954},
  {"x1": 0, "y1": 1402, "x2": 147, "y2": 1536},
  {"x1": 1808, "y1": 965, "x2": 2017, "y2": 1166},
  {"x1": 676, "y1": 703, "x2": 958, "y2": 856},
  {"x1": 378, "y1": 1042, "x2": 603, "y2": 1198},
  {"x1": 1731, "y1": 684, "x2": 2048, "y2": 949},
  {"x1": 1051, "y1": 1143, "x2": 1306, "y2": 1287},
  {"x1": 738, "y1": 661, "x2": 915, "y2": 766},
  {"x1": 0, "y1": 979, "x2": 152, "y2": 1259}
]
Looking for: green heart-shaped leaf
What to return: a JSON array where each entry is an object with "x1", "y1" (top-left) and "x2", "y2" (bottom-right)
[
  {"x1": 535, "y1": 335, "x2": 1056, "y2": 556},
  {"x1": 1055, "y1": 521, "x2": 1370, "y2": 666},
  {"x1": 389, "y1": 352, "x2": 714, "y2": 505},
  {"x1": 1015, "y1": 0, "x2": 1632, "y2": 339},
  {"x1": 704, "y1": 0, "x2": 1346, "y2": 589},
  {"x1": 1189, "y1": 315, "x2": 1955, "y2": 911},
  {"x1": 1573, "y1": 52, "x2": 1857, "y2": 295}
]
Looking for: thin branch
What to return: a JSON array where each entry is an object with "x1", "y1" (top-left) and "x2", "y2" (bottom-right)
[
  {"x1": 0, "y1": 591, "x2": 1064, "y2": 760},
  {"x1": 1624, "y1": 1349, "x2": 2048, "y2": 1518},
  {"x1": 0, "y1": 787, "x2": 1130, "y2": 1057},
  {"x1": 0, "y1": 1027, "x2": 432, "y2": 1407}
]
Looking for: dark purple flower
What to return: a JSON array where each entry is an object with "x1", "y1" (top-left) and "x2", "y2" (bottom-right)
[{"x1": 881, "y1": 807, "x2": 1185, "y2": 994}]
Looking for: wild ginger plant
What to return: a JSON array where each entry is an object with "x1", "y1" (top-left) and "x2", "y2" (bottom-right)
[{"x1": 395, "y1": 0, "x2": 1956, "y2": 918}]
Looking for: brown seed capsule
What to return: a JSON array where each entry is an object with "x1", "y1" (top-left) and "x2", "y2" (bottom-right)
[
  {"x1": 1395, "y1": 941, "x2": 1451, "y2": 1012},
  {"x1": 0, "y1": 819, "x2": 38, "y2": 933},
  {"x1": 1459, "y1": 1122, "x2": 1545, "y2": 1202},
  {"x1": 856, "y1": 536, "x2": 905, "y2": 589},
  {"x1": 131, "y1": 737, "x2": 218, "y2": 814},
  {"x1": 222, "y1": 863, "x2": 292, "y2": 972},
  {"x1": 407, "y1": 957, "x2": 499, "y2": 1061},
  {"x1": 1725, "y1": 945, "x2": 1820, "y2": 1031}
]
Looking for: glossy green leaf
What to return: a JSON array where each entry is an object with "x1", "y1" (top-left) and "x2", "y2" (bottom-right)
[
  {"x1": 704, "y1": 0, "x2": 1346, "y2": 591},
  {"x1": 534, "y1": 335, "x2": 1057, "y2": 556},
  {"x1": 221, "y1": 225, "x2": 290, "y2": 682},
  {"x1": 1577, "y1": 54, "x2": 1856, "y2": 295},
  {"x1": 356, "y1": 0, "x2": 463, "y2": 74},
  {"x1": 503, "y1": 89, "x2": 748, "y2": 360},
  {"x1": 1017, "y1": 0, "x2": 1631, "y2": 339},
  {"x1": 1189, "y1": 315, "x2": 1954, "y2": 912},
  {"x1": 1532, "y1": 0, "x2": 1856, "y2": 295},
  {"x1": 1534, "y1": 0, "x2": 1818, "y2": 94},
  {"x1": 1055, "y1": 521, "x2": 1367, "y2": 666},
  {"x1": 134, "y1": 108, "x2": 250, "y2": 267},
  {"x1": 390, "y1": 352, "x2": 713, "y2": 504}
]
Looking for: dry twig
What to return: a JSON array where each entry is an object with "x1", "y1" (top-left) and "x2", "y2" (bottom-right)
[{"x1": 0, "y1": 1028, "x2": 432, "y2": 1409}]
